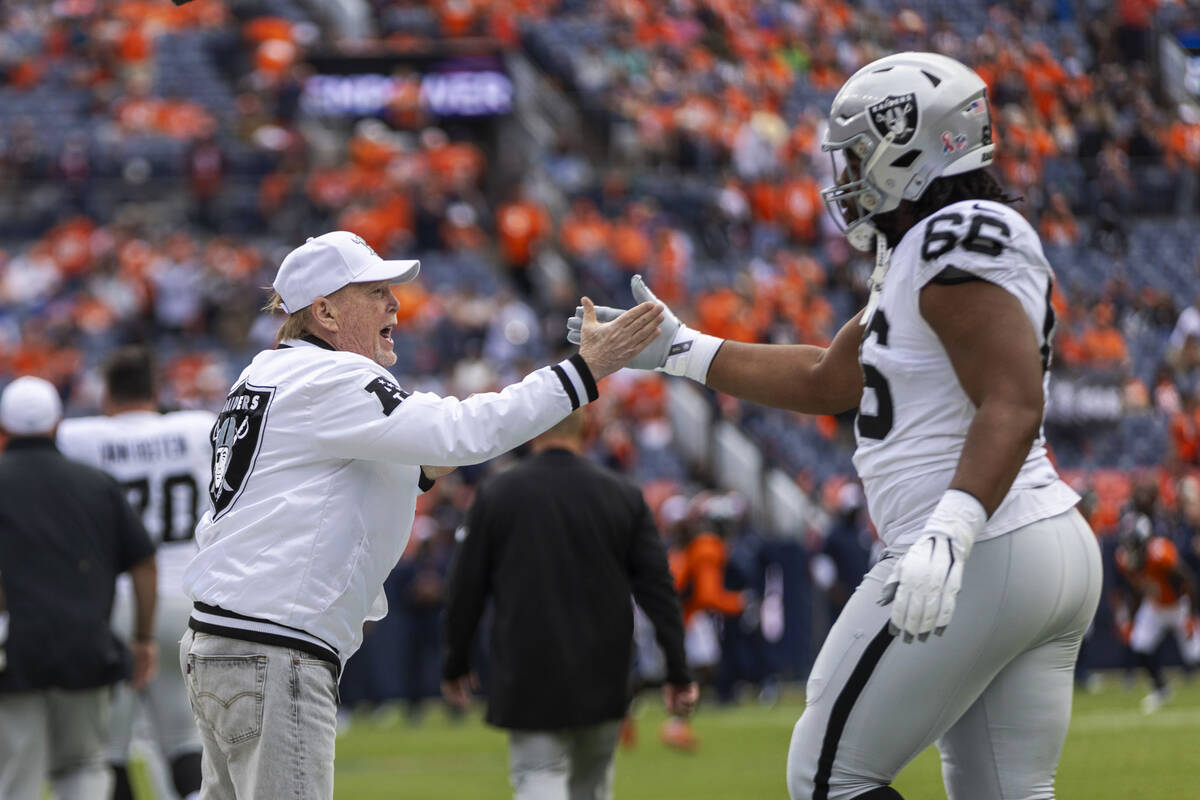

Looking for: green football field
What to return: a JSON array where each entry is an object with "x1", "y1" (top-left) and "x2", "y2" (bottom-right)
[
  {"x1": 127, "y1": 671, "x2": 1197, "y2": 798},
  {"x1": 315, "y1": 673, "x2": 1200, "y2": 800}
]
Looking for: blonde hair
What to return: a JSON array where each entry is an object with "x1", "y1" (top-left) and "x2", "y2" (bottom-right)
[{"x1": 264, "y1": 291, "x2": 314, "y2": 345}]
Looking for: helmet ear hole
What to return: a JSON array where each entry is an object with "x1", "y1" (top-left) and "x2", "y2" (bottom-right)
[{"x1": 890, "y1": 150, "x2": 921, "y2": 168}]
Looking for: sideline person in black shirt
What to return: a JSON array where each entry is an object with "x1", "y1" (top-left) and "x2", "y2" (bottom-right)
[
  {"x1": 0, "y1": 376, "x2": 156, "y2": 800},
  {"x1": 443, "y1": 409, "x2": 696, "y2": 799}
]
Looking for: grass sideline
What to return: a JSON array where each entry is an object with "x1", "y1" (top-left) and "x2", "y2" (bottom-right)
[{"x1": 132, "y1": 672, "x2": 1199, "y2": 798}]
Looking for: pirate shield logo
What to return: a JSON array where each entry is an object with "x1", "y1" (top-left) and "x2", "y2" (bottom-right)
[
  {"x1": 209, "y1": 381, "x2": 276, "y2": 520},
  {"x1": 868, "y1": 93, "x2": 919, "y2": 145}
]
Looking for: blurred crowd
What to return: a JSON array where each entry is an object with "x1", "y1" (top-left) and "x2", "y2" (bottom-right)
[{"x1": 2, "y1": 0, "x2": 1200, "y2": 701}]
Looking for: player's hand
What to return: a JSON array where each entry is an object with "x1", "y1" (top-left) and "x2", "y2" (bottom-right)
[
  {"x1": 878, "y1": 490, "x2": 986, "y2": 642},
  {"x1": 567, "y1": 275, "x2": 681, "y2": 371},
  {"x1": 441, "y1": 673, "x2": 477, "y2": 709},
  {"x1": 663, "y1": 681, "x2": 699, "y2": 717},
  {"x1": 131, "y1": 639, "x2": 158, "y2": 690},
  {"x1": 576, "y1": 296, "x2": 664, "y2": 380}
]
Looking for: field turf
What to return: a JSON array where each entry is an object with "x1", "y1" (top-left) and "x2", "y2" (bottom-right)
[{"x1": 314, "y1": 673, "x2": 1199, "y2": 799}]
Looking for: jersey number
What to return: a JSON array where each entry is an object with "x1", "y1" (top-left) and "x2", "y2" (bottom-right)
[
  {"x1": 921, "y1": 211, "x2": 1010, "y2": 260},
  {"x1": 857, "y1": 310, "x2": 894, "y2": 440},
  {"x1": 121, "y1": 473, "x2": 201, "y2": 542}
]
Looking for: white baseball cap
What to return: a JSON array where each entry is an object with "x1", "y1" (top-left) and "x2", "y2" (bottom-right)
[
  {"x1": 0, "y1": 376, "x2": 63, "y2": 436},
  {"x1": 272, "y1": 231, "x2": 420, "y2": 313}
]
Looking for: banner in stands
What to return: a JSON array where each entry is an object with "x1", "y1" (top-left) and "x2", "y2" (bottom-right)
[
  {"x1": 301, "y1": 53, "x2": 513, "y2": 119},
  {"x1": 1045, "y1": 374, "x2": 1124, "y2": 425}
]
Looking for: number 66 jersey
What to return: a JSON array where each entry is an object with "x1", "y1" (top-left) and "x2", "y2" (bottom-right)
[{"x1": 854, "y1": 199, "x2": 1079, "y2": 551}]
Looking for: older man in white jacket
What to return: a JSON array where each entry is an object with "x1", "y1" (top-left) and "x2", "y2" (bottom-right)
[{"x1": 180, "y1": 231, "x2": 662, "y2": 800}]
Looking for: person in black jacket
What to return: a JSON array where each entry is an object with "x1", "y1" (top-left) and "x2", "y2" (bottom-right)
[
  {"x1": 0, "y1": 376, "x2": 157, "y2": 800},
  {"x1": 442, "y1": 409, "x2": 696, "y2": 799}
]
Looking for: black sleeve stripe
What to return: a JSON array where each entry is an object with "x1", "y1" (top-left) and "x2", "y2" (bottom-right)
[
  {"x1": 568, "y1": 353, "x2": 599, "y2": 402},
  {"x1": 552, "y1": 364, "x2": 580, "y2": 409},
  {"x1": 929, "y1": 264, "x2": 984, "y2": 285}
]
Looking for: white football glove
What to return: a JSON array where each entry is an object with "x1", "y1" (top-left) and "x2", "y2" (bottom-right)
[
  {"x1": 565, "y1": 275, "x2": 723, "y2": 383},
  {"x1": 879, "y1": 490, "x2": 987, "y2": 642}
]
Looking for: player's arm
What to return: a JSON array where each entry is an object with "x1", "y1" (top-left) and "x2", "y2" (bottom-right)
[
  {"x1": 920, "y1": 279, "x2": 1046, "y2": 515},
  {"x1": 881, "y1": 276, "x2": 1045, "y2": 642},
  {"x1": 566, "y1": 275, "x2": 865, "y2": 415},
  {"x1": 112, "y1": 476, "x2": 158, "y2": 689},
  {"x1": 704, "y1": 311, "x2": 866, "y2": 414},
  {"x1": 127, "y1": 553, "x2": 158, "y2": 690}
]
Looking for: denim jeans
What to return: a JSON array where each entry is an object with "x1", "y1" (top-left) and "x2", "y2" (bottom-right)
[
  {"x1": 508, "y1": 721, "x2": 622, "y2": 800},
  {"x1": 180, "y1": 629, "x2": 338, "y2": 800}
]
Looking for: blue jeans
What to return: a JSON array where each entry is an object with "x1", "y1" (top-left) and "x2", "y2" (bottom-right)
[{"x1": 180, "y1": 629, "x2": 338, "y2": 800}]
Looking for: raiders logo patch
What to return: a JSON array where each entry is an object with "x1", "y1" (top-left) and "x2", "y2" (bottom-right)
[
  {"x1": 868, "y1": 93, "x2": 919, "y2": 146},
  {"x1": 364, "y1": 376, "x2": 409, "y2": 416},
  {"x1": 209, "y1": 381, "x2": 276, "y2": 520}
]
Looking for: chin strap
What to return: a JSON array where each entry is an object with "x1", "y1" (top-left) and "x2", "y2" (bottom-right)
[{"x1": 862, "y1": 234, "x2": 891, "y2": 326}]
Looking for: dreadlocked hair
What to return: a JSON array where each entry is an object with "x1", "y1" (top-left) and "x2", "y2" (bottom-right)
[
  {"x1": 875, "y1": 168, "x2": 1020, "y2": 247},
  {"x1": 910, "y1": 168, "x2": 1020, "y2": 220}
]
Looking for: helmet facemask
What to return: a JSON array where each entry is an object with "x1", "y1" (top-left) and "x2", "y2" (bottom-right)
[{"x1": 820, "y1": 132, "x2": 895, "y2": 252}]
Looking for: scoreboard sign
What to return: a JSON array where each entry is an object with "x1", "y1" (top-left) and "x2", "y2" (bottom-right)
[{"x1": 300, "y1": 53, "x2": 513, "y2": 119}]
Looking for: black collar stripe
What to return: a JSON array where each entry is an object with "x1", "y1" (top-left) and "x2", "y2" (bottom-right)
[{"x1": 277, "y1": 334, "x2": 336, "y2": 351}]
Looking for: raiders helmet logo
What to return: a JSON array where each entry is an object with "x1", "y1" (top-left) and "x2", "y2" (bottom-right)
[
  {"x1": 868, "y1": 93, "x2": 919, "y2": 145},
  {"x1": 209, "y1": 381, "x2": 276, "y2": 520}
]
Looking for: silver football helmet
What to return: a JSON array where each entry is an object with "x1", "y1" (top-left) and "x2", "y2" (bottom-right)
[{"x1": 821, "y1": 52, "x2": 995, "y2": 251}]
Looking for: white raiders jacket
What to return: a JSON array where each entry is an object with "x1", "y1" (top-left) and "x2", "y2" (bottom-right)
[{"x1": 183, "y1": 335, "x2": 598, "y2": 672}]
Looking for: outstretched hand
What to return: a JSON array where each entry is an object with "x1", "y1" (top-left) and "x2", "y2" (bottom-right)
[
  {"x1": 576, "y1": 297, "x2": 664, "y2": 380},
  {"x1": 566, "y1": 276, "x2": 683, "y2": 372}
]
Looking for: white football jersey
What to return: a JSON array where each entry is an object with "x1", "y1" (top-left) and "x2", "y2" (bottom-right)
[
  {"x1": 853, "y1": 199, "x2": 1079, "y2": 549},
  {"x1": 58, "y1": 409, "x2": 216, "y2": 594},
  {"x1": 183, "y1": 338, "x2": 597, "y2": 667}
]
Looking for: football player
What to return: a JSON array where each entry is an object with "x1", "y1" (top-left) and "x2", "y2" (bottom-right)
[
  {"x1": 569, "y1": 52, "x2": 1101, "y2": 800},
  {"x1": 1114, "y1": 512, "x2": 1200, "y2": 713},
  {"x1": 58, "y1": 347, "x2": 212, "y2": 800}
]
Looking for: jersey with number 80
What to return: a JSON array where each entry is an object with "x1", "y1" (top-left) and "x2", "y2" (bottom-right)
[
  {"x1": 853, "y1": 199, "x2": 1079, "y2": 550},
  {"x1": 58, "y1": 409, "x2": 216, "y2": 592}
]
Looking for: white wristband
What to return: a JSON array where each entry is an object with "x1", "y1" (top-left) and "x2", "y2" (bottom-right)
[
  {"x1": 926, "y1": 489, "x2": 987, "y2": 558},
  {"x1": 660, "y1": 326, "x2": 724, "y2": 384}
]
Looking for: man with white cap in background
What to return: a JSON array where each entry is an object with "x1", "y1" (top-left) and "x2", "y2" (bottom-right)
[
  {"x1": 0, "y1": 376, "x2": 158, "y2": 800},
  {"x1": 180, "y1": 231, "x2": 664, "y2": 799}
]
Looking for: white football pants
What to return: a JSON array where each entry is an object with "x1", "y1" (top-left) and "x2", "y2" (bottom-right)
[{"x1": 787, "y1": 508, "x2": 1101, "y2": 800}]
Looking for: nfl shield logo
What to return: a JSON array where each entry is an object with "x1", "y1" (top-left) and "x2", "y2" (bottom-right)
[
  {"x1": 868, "y1": 93, "x2": 919, "y2": 145},
  {"x1": 209, "y1": 381, "x2": 276, "y2": 520}
]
